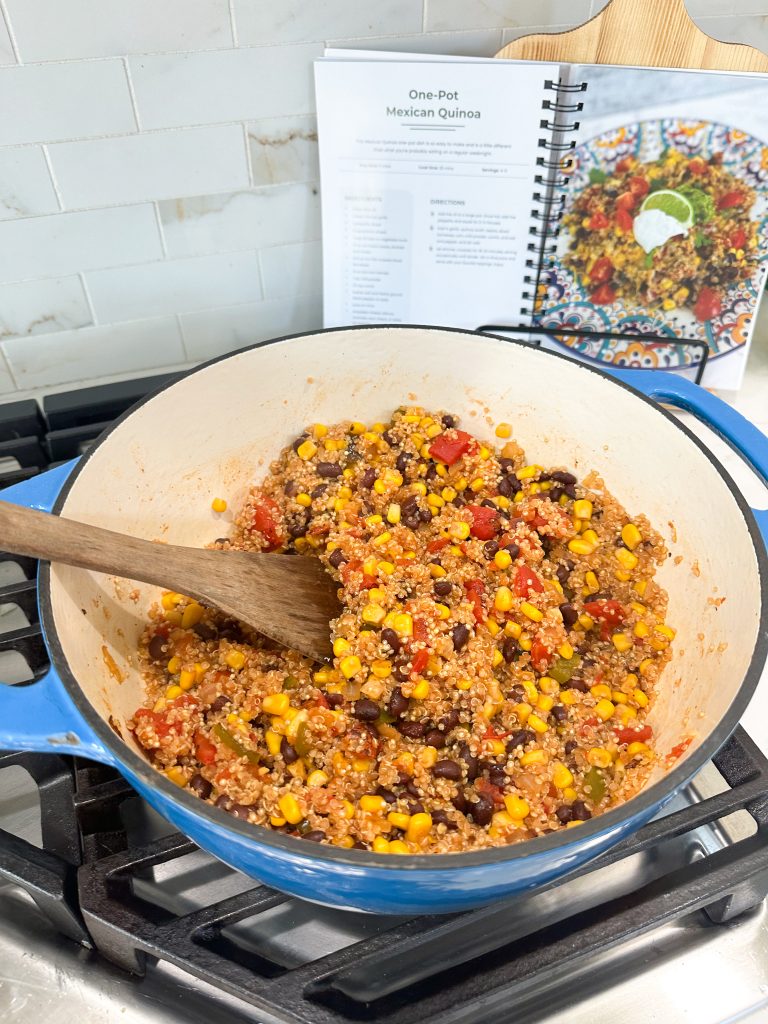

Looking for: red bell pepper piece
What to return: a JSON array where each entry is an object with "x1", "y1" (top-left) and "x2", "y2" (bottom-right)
[
  {"x1": 428, "y1": 430, "x2": 473, "y2": 466},
  {"x1": 195, "y1": 731, "x2": 217, "y2": 765},
  {"x1": 427, "y1": 537, "x2": 451, "y2": 553},
  {"x1": 688, "y1": 158, "x2": 707, "y2": 176},
  {"x1": 514, "y1": 565, "x2": 543, "y2": 597},
  {"x1": 464, "y1": 578, "x2": 486, "y2": 623},
  {"x1": 530, "y1": 639, "x2": 552, "y2": 673},
  {"x1": 413, "y1": 618, "x2": 429, "y2": 643},
  {"x1": 410, "y1": 649, "x2": 429, "y2": 677},
  {"x1": 466, "y1": 504, "x2": 499, "y2": 540}
]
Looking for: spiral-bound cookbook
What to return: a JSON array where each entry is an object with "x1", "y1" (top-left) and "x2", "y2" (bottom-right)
[{"x1": 315, "y1": 53, "x2": 768, "y2": 388}]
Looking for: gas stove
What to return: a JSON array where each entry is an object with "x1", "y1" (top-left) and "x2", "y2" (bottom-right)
[{"x1": 1, "y1": 342, "x2": 768, "y2": 1024}]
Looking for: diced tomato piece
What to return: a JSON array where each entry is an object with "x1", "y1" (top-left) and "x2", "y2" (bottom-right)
[
  {"x1": 410, "y1": 649, "x2": 429, "y2": 677},
  {"x1": 615, "y1": 191, "x2": 636, "y2": 212},
  {"x1": 588, "y1": 256, "x2": 614, "y2": 284},
  {"x1": 133, "y1": 708, "x2": 175, "y2": 741},
  {"x1": 427, "y1": 537, "x2": 451, "y2": 553},
  {"x1": 474, "y1": 777, "x2": 505, "y2": 809},
  {"x1": 466, "y1": 504, "x2": 499, "y2": 540},
  {"x1": 615, "y1": 207, "x2": 634, "y2": 232},
  {"x1": 614, "y1": 724, "x2": 653, "y2": 745},
  {"x1": 688, "y1": 157, "x2": 707, "y2": 176},
  {"x1": 464, "y1": 578, "x2": 486, "y2": 623},
  {"x1": 616, "y1": 157, "x2": 633, "y2": 173},
  {"x1": 530, "y1": 639, "x2": 552, "y2": 673},
  {"x1": 251, "y1": 496, "x2": 283, "y2": 550},
  {"x1": 513, "y1": 564, "x2": 544, "y2": 597},
  {"x1": 669, "y1": 737, "x2": 693, "y2": 760},
  {"x1": 340, "y1": 558, "x2": 362, "y2": 584},
  {"x1": 693, "y1": 286, "x2": 722, "y2": 323},
  {"x1": 591, "y1": 282, "x2": 617, "y2": 305},
  {"x1": 429, "y1": 430, "x2": 473, "y2": 466},
  {"x1": 730, "y1": 227, "x2": 747, "y2": 250},
  {"x1": 717, "y1": 190, "x2": 747, "y2": 210},
  {"x1": 628, "y1": 176, "x2": 650, "y2": 198},
  {"x1": 413, "y1": 618, "x2": 429, "y2": 643},
  {"x1": 362, "y1": 574, "x2": 378, "y2": 590},
  {"x1": 195, "y1": 731, "x2": 217, "y2": 765},
  {"x1": 587, "y1": 211, "x2": 610, "y2": 230},
  {"x1": 584, "y1": 599, "x2": 625, "y2": 640}
]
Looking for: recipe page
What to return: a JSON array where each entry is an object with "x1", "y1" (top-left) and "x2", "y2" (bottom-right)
[{"x1": 315, "y1": 58, "x2": 559, "y2": 330}]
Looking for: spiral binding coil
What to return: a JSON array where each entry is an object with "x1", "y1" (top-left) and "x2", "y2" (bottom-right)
[{"x1": 521, "y1": 79, "x2": 587, "y2": 316}]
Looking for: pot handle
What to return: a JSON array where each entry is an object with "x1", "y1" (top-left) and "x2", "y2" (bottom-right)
[
  {"x1": 610, "y1": 369, "x2": 768, "y2": 548},
  {"x1": 0, "y1": 462, "x2": 115, "y2": 764}
]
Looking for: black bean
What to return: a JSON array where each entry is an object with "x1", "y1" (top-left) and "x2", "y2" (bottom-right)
[
  {"x1": 425, "y1": 728, "x2": 447, "y2": 749},
  {"x1": 439, "y1": 709, "x2": 461, "y2": 732},
  {"x1": 559, "y1": 602, "x2": 578, "y2": 629},
  {"x1": 547, "y1": 486, "x2": 565, "y2": 503},
  {"x1": 441, "y1": 414, "x2": 457, "y2": 428},
  {"x1": 550, "y1": 704, "x2": 568, "y2": 723},
  {"x1": 284, "y1": 480, "x2": 300, "y2": 496},
  {"x1": 209, "y1": 695, "x2": 231, "y2": 713},
  {"x1": 215, "y1": 794, "x2": 233, "y2": 810},
  {"x1": 502, "y1": 637, "x2": 519, "y2": 663},
  {"x1": 382, "y1": 430, "x2": 397, "y2": 447},
  {"x1": 451, "y1": 623, "x2": 470, "y2": 651},
  {"x1": 419, "y1": 507, "x2": 433, "y2": 523},
  {"x1": 432, "y1": 759, "x2": 462, "y2": 780},
  {"x1": 551, "y1": 470, "x2": 577, "y2": 485},
  {"x1": 353, "y1": 698, "x2": 380, "y2": 722},
  {"x1": 303, "y1": 830, "x2": 326, "y2": 842},
  {"x1": 556, "y1": 561, "x2": 574, "y2": 586},
  {"x1": 280, "y1": 737, "x2": 298, "y2": 764},
  {"x1": 484, "y1": 539, "x2": 500, "y2": 558},
  {"x1": 555, "y1": 804, "x2": 574, "y2": 824},
  {"x1": 401, "y1": 495, "x2": 419, "y2": 514},
  {"x1": 310, "y1": 484, "x2": 328, "y2": 500},
  {"x1": 452, "y1": 791, "x2": 469, "y2": 814},
  {"x1": 392, "y1": 661, "x2": 410, "y2": 682},
  {"x1": 403, "y1": 514, "x2": 420, "y2": 530},
  {"x1": 317, "y1": 461, "x2": 342, "y2": 478},
  {"x1": 148, "y1": 634, "x2": 167, "y2": 661},
  {"x1": 292, "y1": 434, "x2": 308, "y2": 452},
  {"x1": 328, "y1": 548, "x2": 347, "y2": 569},
  {"x1": 459, "y1": 743, "x2": 479, "y2": 780},
  {"x1": 227, "y1": 803, "x2": 253, "y2": 820},
  {"x1": 388, "y1": 686, "x2": 409, "y2": 718},
  {"x1": 399, "y1": 719, "x2": 427, "y2": 739},
  {"x1": 193, "y1": 622, "x2": 218, "y2": 642},
  {"x1": 360, "y1": 467, "x2": 377, "y2": 488},
  {"x1": 571, "y1": 801, "x2": 592, "y2": 821},
  {"x1": 353, "y1": 841, "x2": 367, "y2": 850},
  {"x1": 434, "y1": 579, "x2": 452, "y2": 597},
  {"x1": 426, "y1": 463, "x2": 439, "y2": 481},
  {"x1": 375, "y1": 786, "x2": 397, "y2": 804},
  {"x1": 452, "y1": 493, "x2": 466, "y2": 507},
  {"x1": 297, "y1": 818, "x2": 313, "y2": 835},
  {"x1": 469, "y1": 795, "x2": 494, "y2": 827},
  {"x1": 488, "y1": 765, "x2": 508, "y2": 788},
  {"x1": 408, "y1": 800, "x2": 426, "y2": 816},
  {"x1": 508, "y1": 685, "x2": 526, "y2": 703},
  {"x1": 506, "y1": 729, "x2": 534, "y2": 753},
  {"x1": 504, "y1": 542, "x2": 520, "y2": 560},
  {"x1": 564, "y1": 483, "x2": 577, "y2": 499},
  {"x1": 405, "y1": 779, "x2": 421, "y2": 798},
  {"x1": 395, "y1": 452, "x2": 411, "y2": 473},
  {"x1": 213, "y1": 537, "x2": 230, "y2": 546},
  {"x1": 189, "y1": 774, "x2": 213, "y2": 799},
  {"x1": 432, "y1": 808, "x2": 457, "y2": 830},
  {"x1": 497, "y1": 476, "x2": 514, "y2": 498},
  {"x1": 288, "y1": 515, "x2": 310, "y2": 539},
  {"x1": 499, "y1": 457, "x2": 515, "y2": 473},
  {"x1": 564, "y1": 740, "x2": 578, "y2": 755},
  {"x1": 326, "y1": 693, "x2": 343, "y2": 709},
  {"x1": 569, "y1": 678, "x2": 589, "y2": 693}
]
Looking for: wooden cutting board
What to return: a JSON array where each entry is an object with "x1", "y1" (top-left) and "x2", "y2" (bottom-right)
[{"x1": 495, "y1": 0, "x2": 768, "y2": 72}]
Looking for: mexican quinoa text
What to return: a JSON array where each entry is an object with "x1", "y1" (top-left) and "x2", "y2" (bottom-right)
[{"x1": 130, "y1": 408, "x2": 675, "y2": 854}]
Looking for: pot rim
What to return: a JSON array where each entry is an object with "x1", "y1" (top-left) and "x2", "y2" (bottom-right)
[{"x1": 40, "y1": 324, "x2": 768, "y2": 871}]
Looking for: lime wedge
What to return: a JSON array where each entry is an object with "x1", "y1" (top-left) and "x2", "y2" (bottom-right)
[{"x1": 640, "y1": 189, "x2": 694, "y2": 227}]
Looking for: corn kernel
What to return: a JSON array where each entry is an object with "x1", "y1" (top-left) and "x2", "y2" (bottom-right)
[
  {"x1": 595, "y1": 699, "x2": 615, "y2": 721},
  {"x1": 560, "y1": 689, "x2": 579, "y2": 706},
  {"x1": 516, "y1": 464, "x2": 541, "y2": 481},
  {"x1": 360, "y1": 794, "x2": 387, "y2": 813},
  {"x1": 296, "y1": 439, "x2": 317, "y2": 461},
  {"x1": 429, "y1": 563, "x2": 447, "y2": 579},
  {"x1": 387, "y1": 811, "x2": 411, "y2": 831},
  {"x1": 569, "y1": 538, "x2": 595, "y2": 556},
  {"x1": 434, "y1": 603, "x2": 451, "y2": 621},
  {"x1": 494, "y1": 549, "x2": 512, "y2": 570},
  {"x1": 578, "y1": 613, "x2": 594, "y2": 630},
  {"x1": 278, "y1": 794, "x2": 303, "y2": 825},
  {"x1": 333, "y1": 637, "x2": 350, "y2": 657},
  {"x1": 412, "y1": 680, "x2": 430, "y2": 699},
  {"x1": 307, "y1": 770, "x2": 328, "y2": 788},
  {"x1": 470, "y1": 477, "x2": 485, "y2": 492},
  {"x1": 295, "y1": 492, "x2": 312, "y2": 509},
  {"x1": 369, "y1": 659, "x2": 391, "y2": 679},
  {"x1": 656, "y1": 623, "x2": 676, "y2": 640},
  {"x1": 504, "y1": 795, "x2": 530, "y2": 819},
  {"x1": 406, "y1": 812, "x2": 432, "y2": 843},
  {"x1": 360, "y1": 604, "x2": 385, "y2": 627},
  {"x1": 581, "y1": 529, "x2": 600, "y2": 548},
  {"x1": 552, "y1": 762, "x2": 574, "y2": 789},
  {"x1": 378, "y1": 561, "x2": 397, "y2": 577},
  {"x1": 372, "y1": 531, "x2": 391, "y2": 548},
  {"x1": 587, "y1": 747, "x2": 613, "y2": 768},
  {"x1": 634, "y1": 579, "x2": 648, "y2": 597},
  {"x1": 573, "y1": 499, "x2": 593, "y2": 520},
  {"x1": 179, "y1": 669, "x2": 196, "y2": 691},
  {"x1": 394, "y1": 613, "x2": 413, "y2": 637},
  {"x1": 558, "y1": 641, "x2": 574, "y2": 660},
  {"x1": 505, "y1": 621, "x2": 522, "y2": 639},
  {"x1": 270, "y1": 816, "x2": 287, "y2": 827},
  {"x1": 514, "y1": 702, "x2": 532, "y2": 723},
  {"x1": 492, "y1": 648, "x2": 504, "y2": 668},
  {"x1": 441, "y1": 486, "x2": 457, "y2": 501},
  {"x1": 419, "y1": 746, "x2": 438, "y2": 769},
  {"x1": 449, "y1": 520, "x2": 471, "y2": 541},
  {"x1": 520, "y1": 749, "x2": 549, "y2": 767},
  {"x1": 528, "y1": 712, "x2": 549, "y2": 734},
  {"x1": 225, "y1": 650, "x2": 246, "y2": 670},
  {"x1": 161, "y1": 592, "x2": 182, "y2": 610},
  {"x1": 621, "y1": 523, "x2": 642, "y2": 550},
  {"x1": 611, "y1": 633, "x2": 632, "y2": 653},
  {"x1": 633, "y1": 687, "x2": 649, "y2": 708},
  {"x1": 520, "y1": 601, "x2": 543, "y2": 622},
  {"x1": 486, "y1": 619, "x2": 501, "y2": 637},
  {"x1": 518, "y1": 635, "x2": 532, "y2": 652},
  {"x1": 261, "y1": 693, "x2": 288, "y2": 717},
  {"x1": 538, "y1": 676, "x2": 560, "y2": 695},
  {"x1": 627, "y1": 741, "x2": 652, "y2": 758},
  {"x1": 563, "y1": 786, "x2": 578, "y2": 802},
  {"x1": 615, "y1": 549, "x2": 638, "y2": 574},
  {"x1": 372, "y1": 836, "x2": 391, "y2": 854},
  {"x1": 584, "y1": 571, "x2": 599, "y2": 595},
  {"x1": 457, "y1": 678, "x2": 473, "y2": 691},
  {"x1": 537, "y1": 694, "x2": 555, "y2": 713},
  {"x1": 495, "y1": 422, "x2": 512, "y2": 439},
  {"x1": 612, "y1": 689, "x2": 628, "y2": 704},
  {"x1": 352, "y1": 758, "x2": 373, "y2": 773},
  {"x1": 639, "y1": 658, "x2": 654, "y2": 676},
  {"x1": 265, "y1": 730, "x2": 282, "y2": 755},
  {"x1": 165, "y1": 766, "x2": 186, "y2": 787},
  {"x1": 591, "y1": 682, "x2": 611, "y2": 700},
  {"x1": 211, "y1": 497, "x2": 227, "y2": 513},
  {"x1": 167, "y1": 655, "x2": 181, "y2": 674},
  {"x1": 386, "y1": 503, "x2": 401, "y2": 525},
  {"x1": 495, "y1": 495, "x2": 511, "y2": 510},
  {"x1": 339, "y1": 655, "x2": 362, "y2": 679},
  {"x1": 491, "y1": 586, "x2": 511, "y2": 612},
  {"x1": 387, "y1": 839, "x2": 409, "y2": 854}
]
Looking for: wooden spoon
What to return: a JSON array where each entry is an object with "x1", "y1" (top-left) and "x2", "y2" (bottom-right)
[{"x1": 0, "y1": 501, "x2": 340, "y2": 662}]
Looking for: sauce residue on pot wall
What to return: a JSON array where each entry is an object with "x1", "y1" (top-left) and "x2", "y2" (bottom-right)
[{"x1": 101, "y1": 645, "x2": 124, "y2": 683}]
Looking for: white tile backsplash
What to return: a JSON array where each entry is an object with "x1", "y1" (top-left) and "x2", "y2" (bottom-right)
[
  {"x1": 1, "y1": 316, "x2": 185, "y2": 389},
  {"x1": 4, "y1": 0, "x2": 233, "y2": 62},
  {"x1": 0, "y1": 277, "x2": 92, "y2": 340},
  {"x1": 0, "y1": 60, "x2": 136, "y2": 146},
  {"x1": 85, "y1": 251, "x2": 262, "y2": 322},
  {"x1": 424, "y1": 0, "x2": 591, "y2": 33},
  {"x1": 0, "y1": 0, "x2": 766, "y2": 403},
  {"x1": 247, "y1": 114, "x2": 319, "y2": 186},
  {"x1": 233, "y1": 0, "x2": 422, "y2": 46},
  {"x1": 129, "y1": 43, "x2": 321, "y2": 131},
  {"x1": 0, "y1": 205, "x2": 162, "y2": 282},
  {"x1": 158, "y1": 182, "x2": 320, "y2": 259},
  {"x1": 259, "y1": 239, "x2": 322, "y2": 299},
  {"x1": 0, "y1": 11, "x2": 15, "y2": 64},
  {"x1": 48, "y1": 125, "x2": 250, "y2": 209},
  {"x1": 180, "y1": 292, "x2": 322, "y2": 360},
  {"x1": 0, "y1": 147, "x2": 59, "y2": 221}
]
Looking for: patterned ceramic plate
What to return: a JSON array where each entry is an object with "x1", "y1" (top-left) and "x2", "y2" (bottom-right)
[{"x1": 537, "y1": 119, "x2": 768, "y2": 370}]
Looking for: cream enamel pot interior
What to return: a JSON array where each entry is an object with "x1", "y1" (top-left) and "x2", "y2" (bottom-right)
[{"x1": 1, "y1": 326, "x2": 767, "y2": 916}]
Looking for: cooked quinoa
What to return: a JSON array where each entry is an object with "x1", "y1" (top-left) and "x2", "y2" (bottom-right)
[
  {"x1": 562, "y1": 147, "x2": 759, "y2": 320},
  {"x1": 130, "y1": 408, "x2": 675, "y2": 854}
]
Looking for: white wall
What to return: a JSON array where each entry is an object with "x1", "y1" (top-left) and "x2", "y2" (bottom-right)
[{"x1": 0, "y1": 0, "x2": 766, "y2": 400}]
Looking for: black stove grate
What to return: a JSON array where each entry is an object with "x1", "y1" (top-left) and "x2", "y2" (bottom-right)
[{"x1": 2, "y1": 375, "x2": 768, "y2": 1023}]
